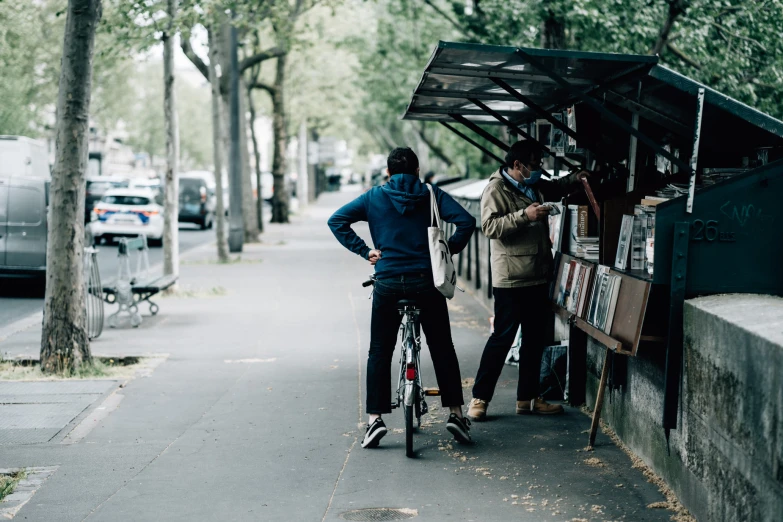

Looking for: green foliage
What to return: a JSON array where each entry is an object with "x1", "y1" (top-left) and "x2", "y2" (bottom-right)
[
  {"x1": 0, "y1": 1, "x2": 63, "y2": 135},
  {"x1": 0, "y1": 469, "x2": 26, "y2": 502},
  {"x1": 121, "y1": 62, "x2": 213, "y2": 168},
  {"x1": 350, "y1": 0, "x2": 783, "y2": 177}
]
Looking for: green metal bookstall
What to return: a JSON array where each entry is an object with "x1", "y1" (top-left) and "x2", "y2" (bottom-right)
[{"x1": 403, "y1": 41, "x2": 783, "y2": 448}]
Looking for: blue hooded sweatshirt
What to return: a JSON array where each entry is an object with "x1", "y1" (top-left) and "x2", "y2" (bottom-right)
[{"x1": 327, "y1": 174, "x2": 476, "y2": 278}]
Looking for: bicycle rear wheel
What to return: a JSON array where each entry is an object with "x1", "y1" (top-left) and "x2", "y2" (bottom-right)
[{"x1": 404, "y1": 402, "x2": 414, "y2": 458}]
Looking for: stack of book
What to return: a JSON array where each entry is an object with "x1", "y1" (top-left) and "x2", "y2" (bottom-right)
[
  {"x1": 585, "y1": 266, "x2": 622, "y2": 334},
  {"x1": 556, "y1": 259, "x2": 594, "y2": 318},
  {"x1": 654, "y1": 184, "x2": 688, "y2": 199},
  {"x1": 701, "y1": 168, "x2": 748, "y2": 186},
  {"x1": 574, "y1": 237, "x2": 599, "y2": 261}
]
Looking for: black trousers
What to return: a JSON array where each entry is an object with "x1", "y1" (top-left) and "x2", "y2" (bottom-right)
[
  {"x1": 367, "y1": 273, "x2": 464, "y2": 414},
  {"x1": 472, "y1": 284, "x2": 549, "y2": 402}
]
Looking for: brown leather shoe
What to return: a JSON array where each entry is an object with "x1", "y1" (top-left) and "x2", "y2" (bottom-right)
[
  {"x1": 516, "y1": 397, "x2": 564, "y2": 415},
  {"x1": 467, "y1": 398, "x2": 488, "y2": 421}
]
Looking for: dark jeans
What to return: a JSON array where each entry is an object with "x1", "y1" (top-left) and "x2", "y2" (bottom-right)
[
  {"x1": 472, "y1": 284, "x2": 549, "y2": 402},
  {"x1": 367, "y1": 273, "x2": 464, "y2": 414}
]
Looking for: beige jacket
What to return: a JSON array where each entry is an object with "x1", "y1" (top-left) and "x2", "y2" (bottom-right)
[{"x1": 481, "y1": 169, "x2": 579, "y2": 288}]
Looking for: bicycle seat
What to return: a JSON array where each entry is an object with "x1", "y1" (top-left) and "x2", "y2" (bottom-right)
[{"x1": 397, "y1": 299, "x2": 418, "y2": 309}]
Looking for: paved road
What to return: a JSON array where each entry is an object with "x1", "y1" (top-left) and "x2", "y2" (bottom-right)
[{"x1": 0, "y1": 224, "x2": 216, "y2": 328}]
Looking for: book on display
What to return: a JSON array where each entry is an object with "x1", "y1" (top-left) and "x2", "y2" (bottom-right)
[
  {"x1": 602, "y1": 276, "x2": 622, "y2": 334},
  {"x1": 615, "y1": 215, "x2": 634, "y2": 270}
]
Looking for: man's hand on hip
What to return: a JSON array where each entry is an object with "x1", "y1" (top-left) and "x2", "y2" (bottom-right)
[
  {"x1": 368, "y1": 249, "x2": 382, "y2": 265},
  {"x1": 525, "y1": 202, "x2": 550, "y2": 222}
]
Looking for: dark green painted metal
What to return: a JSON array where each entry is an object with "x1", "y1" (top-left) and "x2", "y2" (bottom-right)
[
  {"x1": 649, "y1": 66, "x2": 783, "y2": 139},
  {"x1": 663, "y1": 222, "x2": 689, "y2": 444},
  {"x1": 493, "y1": 78, "x2": 579, "y2": 143},
  {"x1": 451, "y1": 114, "x2": 510, "y2": 152},
  {"x1": 436, "y1": 40, "x2": 659, "y2": 64},
  {"x1": 468, "y1": 97, "x2": 579, "y2": 170},
  {"x1": 654, "y1": 159, "x2": 783, "y2": 296},
  {"x1": 439, "y1": 122, "x2": 505, "y2": 164},
  {"x1": 514, "y1": 48, "x2": 691, "y2": 174},
  {"x1": 492, "y1": 77, "x2": 629, "y2": 177},
  {"x1": 474, "y1": 230, "x2": 481, "y2": 290}
]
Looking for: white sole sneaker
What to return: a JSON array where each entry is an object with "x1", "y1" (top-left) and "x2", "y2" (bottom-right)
[{"x1": 361, "y1": 424, "x2": 388, "y2": 448}]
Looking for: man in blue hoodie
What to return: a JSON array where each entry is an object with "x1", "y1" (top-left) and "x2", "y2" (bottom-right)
[{"x1": 328, "y1": 147, "x2": 476, "y2": 449}]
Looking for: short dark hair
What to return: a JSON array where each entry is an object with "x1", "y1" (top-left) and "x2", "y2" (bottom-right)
[
  {"x1": 387, "y1": 147, "x2": 419, "y2": 175},
  {"x1": 504, "y1": 140, "x2": 539, "y2": 169}
]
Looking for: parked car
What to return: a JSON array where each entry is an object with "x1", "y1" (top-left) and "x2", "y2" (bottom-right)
[
  {"x1": 90, "y1": 188, "x2": 164, "y2": 247},
  {"x1": 0, "y1": 175, "x2": 49, "y2": 278},
  {"x1": 129, "y1": 177, "x2": 162, "y2": 193},
  {"x1": 85, "y1": 176, "x2": 129, "y2": 223},
  {"x1": 179, "y1": 172, "x2": 215, "y2": 229}
]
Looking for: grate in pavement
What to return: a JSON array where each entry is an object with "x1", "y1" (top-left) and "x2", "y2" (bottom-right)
[
  {"x1": 0, "y1": 381, "x2": 117, "y2": 395},
  {"x1": 0, "y1": 403, "x2": 88, "y2": 430},
  {"x1": 0, "y1": 394, "x2": 99, "y2": 405},
  {"x1": 339, "y1": 508, "x2": 418, "y2": 521},
  {"x1": 0, "y1": 428, "x2": 62, "y2": 444}
]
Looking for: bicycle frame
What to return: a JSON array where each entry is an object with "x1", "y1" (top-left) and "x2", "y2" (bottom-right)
[{"x1": 396, "y1": 306, "x2": 425, "y2": 414}]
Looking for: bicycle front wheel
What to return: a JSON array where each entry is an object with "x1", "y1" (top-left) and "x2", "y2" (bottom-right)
[{"x1": 404, "y1": 402, "x2": 414, "y2": 458}]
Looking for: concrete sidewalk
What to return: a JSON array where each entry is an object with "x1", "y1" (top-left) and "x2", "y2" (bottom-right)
[{"x1": 0, "y1": 188, "x2": 676, "y2": 521}]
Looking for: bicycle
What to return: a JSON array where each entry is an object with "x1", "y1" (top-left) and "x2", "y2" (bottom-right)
[{"x1": 363, "y1": 275, "x2": 439, "y2": 458}]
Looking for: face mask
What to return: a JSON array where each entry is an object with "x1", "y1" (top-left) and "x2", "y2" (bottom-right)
[{"x1": 523, "y1": 167, "x2": 542, "y2": 185}]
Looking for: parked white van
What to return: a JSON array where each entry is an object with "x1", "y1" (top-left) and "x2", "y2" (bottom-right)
[
  {"x1": 0, "y1": 176, "x2": 49, "y2": 277},
  {"x1": 0, "y1": 136, "x2": 51, "y2": 278},
  {"x1": 0, "y1": 136, "x2": 50, "y2": 180}
]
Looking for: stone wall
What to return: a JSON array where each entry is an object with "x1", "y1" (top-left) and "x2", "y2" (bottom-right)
[{"x1": 586, "y1": 294, "x2": 783, "y2": 522}]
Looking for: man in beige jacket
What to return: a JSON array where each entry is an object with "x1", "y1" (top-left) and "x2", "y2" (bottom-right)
[{"x1": 468, "y1": 140, "x2": 585, "y2": 420}]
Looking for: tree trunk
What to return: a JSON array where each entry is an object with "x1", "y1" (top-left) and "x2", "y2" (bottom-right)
[
  {"x1": 416, "y1": 123, "x2": 453, "y2": 167},
  {"x1": 162, "y1": 0, "x2": 179, "y2": 280},
  {"x1": 540, "y1": 2, "x2": 566, "y2": 50},
  {"x1": 651, "y1": 0, "x2": 685, "y2": 55},
  {"x1": 239, "y1": 88, "x2": 260, "y2": 241},
  {"x1": 40, "y1": 0, "x2": 101, "y2": 374},
  {"x1": 208, "y1": 27, "x2": 230, "y2": 262},
  {"x1": 270, "y1": 54, "x2": 289, "y2": 223},
  {"x1": 247, "y1": 88, "x2": 264, "y2": 233}
]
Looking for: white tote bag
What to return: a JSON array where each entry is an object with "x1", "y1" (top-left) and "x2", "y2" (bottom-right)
[{"x1": 426, "y1": 184, "x2": 457, "y2": 299}]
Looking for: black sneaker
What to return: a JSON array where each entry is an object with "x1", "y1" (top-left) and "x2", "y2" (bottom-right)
[
  {"x1": 446, "y1": 413, "x2": 472, "y2": 443},
  {"x1": 361, "y1": 418, "x2": 388, "y2": 448}
]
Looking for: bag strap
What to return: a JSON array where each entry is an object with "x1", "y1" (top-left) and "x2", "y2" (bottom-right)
[{"x1": 426, "y1": 184, "x2": 441, "y2": 228}]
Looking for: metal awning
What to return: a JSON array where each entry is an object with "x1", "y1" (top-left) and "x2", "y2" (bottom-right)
[
  {"x1": 403, "y1": 41, "x2": 783, "y2": 175},
  {"x1": 404, "y1": 41, "x2": 657, "y2": 125}
]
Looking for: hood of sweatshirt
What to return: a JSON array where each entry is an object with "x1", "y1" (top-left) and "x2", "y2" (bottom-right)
[{"x1": 380, "y1": 174, "x2": 430, "y2": 215}]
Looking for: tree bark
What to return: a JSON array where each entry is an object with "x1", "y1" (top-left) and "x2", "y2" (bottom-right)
[
  {"x1": 208, "y1": 27, "x2": 230, "y2": 262},
  {"x1": 40, "y1": 0, "x2": 101, "y2": 374},
  {"x1": 540, "y1": 2, "x2": 566, "y2": 50},
  {"x1": 416, "y1": 123, "x2": 453, "y2": 167},
  {"x1": 162, "y1": 0, "x2": 179, "y2": 280},
  {"x1": 247, "y1": 87, "x2": 264, "y2": 233},
  {"x1": 270, "y1": 54, "x2": 289, "y2": 223},
  {"x1": 651, "y1": 0, "x2": 686, "y2": 55},
  {"x1": 239, "y1": 87, "x2": 259, "y2": 241}
]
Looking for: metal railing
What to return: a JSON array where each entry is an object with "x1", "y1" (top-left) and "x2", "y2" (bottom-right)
[
  {"x1": 446, "y1": 196, "x2": 494, "y2": 306},
  {"x1": 84, "y1": 247, "x2": 104, "y2": 340}
]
